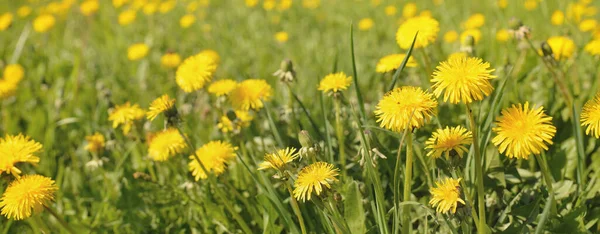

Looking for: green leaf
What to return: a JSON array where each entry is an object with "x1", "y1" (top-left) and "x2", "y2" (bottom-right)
[{"x1": 344, "y1": 181, "x2": 366, "y2": 234}]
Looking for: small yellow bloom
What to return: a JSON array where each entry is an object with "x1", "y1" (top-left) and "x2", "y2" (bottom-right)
[
  {"x1": 33, "y1": 14, "x2": 56, "y2": 33},
  {"x1": 275, "y1": 31, "x2": 289, "y2": 43},
  {"x1": 85, "y1": 132, "x2": 105, "y2": 153},
  {"x1": 358, "y1": 18, "x2": 374, "y2": 31},
  {"x1": 429, "y1": 178, "x2": 465, "y2": 214},
  {"x1": 3, "y1": 64, "x2": 25, "y2": 84},
  {"x1": 376, "y1": 54, "x2": 417, "y2": 73},
  {"x1": 258, "y1": 147, "x2": 297, "y2": 171},
  {"x1": 302, "y1": 0, "x2": 320, "y2": 9},
  {"x1": 426, "y1": 126, "x2": 472, "y2": 159},
  {"x1": 496, "y1": 29, "x2": 511, "y2": 42},
  {"x1": 584, "y1": 39, "x2": 600, "y2": 56},
  {"x1": 318, "y1": 72, "x2": 352, "y2": 94},
  {"x1": 263, "y1": 0, "x2": 276, "y2": 11},
  {"x1": 443, "y1": 30, "x2": 458, "y2": 43},
  {"x1": 551, "y1": 10, "x2": 565, "y2": 25},
  {"x1": 402, "y1": 2, "x2": 417, "y2": 18},
  {"x1": 188, "y1": 141, "x2": 237, "y2": 180},
  {"x1": 127, "y1": 43, "x2": 149, "y2": 61},
  {"x1": 524, "y1": 0, "x2": 538, "y2": 11},
  {"x1": 208, "y1": 79, "x2": 238, "y2": 97},
  {"x1": 396, "y1": 15, "x2": 439, "y2": 49},
  {"x1": 581, "y1": 92, "x2": 600, "y2": 138},
  {"x1": 80, "y1": 0, "x2": 99, "y2": 16},
  {"x1": 196, "y1": 49, "x2": 220, "y2": 65},
  {"x1": 0, "y1": 175, "x2": 58, "y2": 220},
  {"x1": 431, "y1": 54, "x2": 496, "y2": 104},
  {"x1": 245, "y1": 0, "x2": 258, "y2": 7},
  {"x1": 118, "y1": 9, "x2": 136, "y2": 25},
  {"x1": 180, "y1": 14, "x2": 195, "y2": 28},
  {"x1": 17, "y1": 6, "x2": 32, "y2": 18},
  {"x1": 0, "y1": 13, "x2": 13, "y2": 31},
  {"x1": 293, "y1": 162, "x2": 339, "y2": 202},
  {"x1": 217, "y1": 110, "x2": 253, "y2": 133},
  {"x1": 143, "y1": 3, "x2": 158, "y2": 15},
  {"x1": 546, "y1": 36, "x2": 575, "y2": 60},
  {"x1": 113, "y1": 0, "x2": 129, "y2": 8},
  {"x1": 159, "y1": 0, "x2": 176, "y2": 14},
  {"x1": 497, "y1": 0, "x2": 507, "y2": 9},
  {"x1": 147, "y1": 94, "x2": 176, "y2": 121},
  {"x1": 0, "y1": 80, "x2": 18, "y2": 99},
  {"x1": 176, "y1": 53, "x2": 217, "y2": 92},
  {"x1": 0, "y1": 134, "x2": 42, "y2": 177},
  {"x1": 186, "y1": 2, "x2": 199, "y2": 12},
  {"x1": 492, "y1": 102, "x2": 556, "y2": 160},
  {"x1": 229, "y1": 79, "x2": 273, "y2": 111},
  {"x1": 277, "y1": 0, "x2": 293, "y2": 11},
  {"x1": 160, "y1": 53, "x2": 181, "y2": 68},
  {"x1": 108, "y1": 102, "x2": 145, "y2": 134},
  {"x1": 463, "y1": 13, "x2": 485, "y2": 30},
  {"x1": 460, "y1": 29, "x2": 482, "y2": 44},
  {"x1": 579, "y1": 19, "x2": 597, "y2": 32},
  {"x1": 385, "y1": 5, "x2": 397, "y2": 16},
  {"x1": 148, "y1": 128, "x2": 186, "y2": 161},
  {"x1": 374, "y1": 86, "x2": 438, "y2": 132}
]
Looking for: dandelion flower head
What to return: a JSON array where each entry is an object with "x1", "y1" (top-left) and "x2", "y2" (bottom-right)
[
  {"x1": 188, "y1": 141, "x2": 237, "y2": 180},
  {"x1": 429, "y1": 178, "x2": 465, "y2": 214},
  {"x1": 374, "y1": 86, "x2": 438, "y2": 132},
  {"x1": 293, "y1": 162, "x2": 339, "y2": 202},
  {"x1": 0, "y1": 175, "x2": 58, "y2": 220}
]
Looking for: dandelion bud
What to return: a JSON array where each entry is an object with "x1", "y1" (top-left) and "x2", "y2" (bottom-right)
[
  {"x1": 226, "y1": 109, "x2": 238, "y2": 122},
  {"x1": 273, "y1": 58, "x2": 296, "y2": 83},
  {"x1": 508, "y1": 17, "x2": 523, "y2": 30},
  {"x1": 540, "y1": 41, "x2": 554, "y2": 57},
  {"x1": 298, "y1": 130, "x2": 314, "y2": 148}
]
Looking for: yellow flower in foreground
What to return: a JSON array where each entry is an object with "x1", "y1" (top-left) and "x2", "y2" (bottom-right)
[
  {"x1": 180, "y1": 14, "x2": 196, "y2": 28},
  {"x1": 17, "y1": 7, "x2": 32, "y2": 18},
  {"x1": 229, "y1": 79, "x2": 273, "y2": 111},
  {"x1": 148, "y1": 128, "x2": 186, "y2": 161},
  {"x1": 80, "y1": 0, "x2": 99, "y2": 16},
  {"x1": 581, "y1": 92, "x2": 600, "y2": 138},
  {"x1": 118, "y1": 9, "x2": 136, "y2": 25},
  {"x1": 443, "y1": 30, "x2": 458, "y2": 43},
  {"x1": 293, "y1": 162, "x2": 339, "y2": 202},
  {"x1": 376, "y1": 54, "x2": 417, "y2": 73},
  {"x1": 579, "y1": 19, "x2": 598, "y2": 32},
  {"x1": 197, "y1": 49, "x2": 221, "y2": 65},
  {"x1": 374, "y1": 86, "x2": 437, "y2": 132},
  {"x1": 429, "y1": 178, "x2": 465, "y2": 214},
  {"x1": 160, "y1": 53, "x2": 181, "y2": 68},
  {"x1": 318, "y1": 72, "x2": 352, "y2": 94},
  {"x1": 188, "y1": 141, "x2": 237, "y2": 180},
  {"x1": 127, "y1": 43, "x2": 149, "y2": 61},
  {"x1": 358, "y1": 18, "x2": 374, "y2": 31},
  {"x1": 0, "y1": 80, "x2": 18, "y2": 99},
  {"x1": 176, "y1": 53, "x2": 217, "y2": 92},
  {"x1": 275, "y1": 31, "x2": 289, "y2": 43},
  {"x1": 84, "y1": 132, "x2": 105, "y2": 153},
  {"x1": 0, "y1": 134, "x2": 42, "y2": 177},
  {"x1": 0, "y1": 13, "x2": 13, "y2": 31},
  {"x1": 147, "y1": 94, "x2": 175, "y2": 121},
  {"x1": 460, "y1": 29, "x2": 482, "y2": 44},
  {"x1": 208, "y1": 79, "x2": 238, "y2": 97},
  {"x1": 496, "y1": 29, "x2": 511, "y2": 42},
  {"x1": 426, "y1": 126, "x2": 472, "y2": 159},
  {"x1": 463, "y1": 13, "x2": 485, "y2": 30},
  {"x1": 402, "y1": 2, "x2": 417, "y2": 18},
  {"x1": 258, "y1": 147, "x2": 297, "y2": 171},
  {"x1": 492, "y1": 102, "x2": 556, "y2": 160},
  {"x1": 585, "y1": 39, "x2": 600, "y2": 56},
  {"x1": 546, "y1": 36, "x2": 575, "y2": 60},
  {"x1": 396, "y1": 15, "x2": 439, "y2": 49},
  {"x1": 108, "y1": 102, "x2": 145, "y2": 134},
  {"x1": 551, "y1": 10, "x2": 565, "y2": 25},
  {"x1": 432, "y1": 54, "x2": 496, "y2": 104},
  {"x1": 33, "y1": 14, "x2": 56, "y2": 33},
  {"x1": 0, "y1": 175, "x2": 58, "y2": 220},
  {"x1": 3, "y1": 64, "x2": 25, "y2": 84},
  {"x1": 217, "y1": 111, "x2": 253, "y2": 133}
]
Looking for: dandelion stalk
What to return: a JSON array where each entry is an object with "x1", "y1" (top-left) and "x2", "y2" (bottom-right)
[
  {"x1": 44, "y1": 206, "x2": 76, "y2": 234},
  {"x1": 402, "y1": 131, "x2": 414, "y2": 234},
  {"x1": 524, "y1": 38, "x2": 572, "y2": 107},
  {"x1": 534, "y1": 153, "x2": 554, "y2": 234},
  {"x1": 334, "y1": 97, "x2": 346, "y2": 177},
  {"x1": 451, "y1": 169, "x2": 480, "y2": 230},
  {"x1": 466, "y1": 104, "x2": 487, "y2": 234},
  {"x1": 285, "y1": 183, "x2": 307, "y2": 234}
]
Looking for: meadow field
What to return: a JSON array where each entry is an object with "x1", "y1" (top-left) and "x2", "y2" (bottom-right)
[{"x1": 1, "y1": 0, "x2": 600, "y2": 233}]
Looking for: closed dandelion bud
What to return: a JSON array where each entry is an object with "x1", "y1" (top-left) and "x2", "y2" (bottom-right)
[
  {"x1": 334, "y1": 192, "x2": 342, "y2": 202},
  {"x1": 273, "y1": 59, "x2": 296, "y2": 83},
  {"x1": 508, "y1": 17, "x2": 523, "y2": 30},
  {"x1": 541, "y1": 41, "x2": 554, "y2": 57},
  {"x1": 226, "y1": 109, "x2": 238, "y2": 122},
  {"x1": 299, "y1": 130, "x2": 314, "y2": 148}
]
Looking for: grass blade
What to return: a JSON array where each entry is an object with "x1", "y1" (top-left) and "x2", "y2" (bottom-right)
[
  {"x1": 350, "y1": 23, "x2": 366, "y2": 121},
  {"x1": 387, "y1": 32, "x2": 419, "y2": 92}
]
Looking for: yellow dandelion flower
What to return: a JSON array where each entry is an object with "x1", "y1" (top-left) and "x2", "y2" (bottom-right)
[
  {"x1": 497, "y1": 0, "x2": 507, "y2": 9},
  {"x1": 80, "y1": 0, "x2": 99, "y2": 16},
  {"x1": 579, "y1": 19, "x2": 598, "y2": 32},
  {"x1": 275, "y1": 31, "x2": 289, "y2": 43},
  {"x1": 358, "y1": 18, "x2": 374, "y2": 31},
  {"x1": 0, "y1": 175, "x2": 58, "y2": 220},
  {"x1": 159, "y1": 0, "x2": 176, "y2": 14},
  {"x1": 17, "y1": 7, "x2": 32, "y2": 18},
  {"x1": 546, "y1": 36, "x2": 575, "y2": 60},
  {"x1": 302, "y1": 0, "x2": 320, "y2": 9},
  {"x1": 229, "y1": 79, "x2": 273, "y2": 111},
  {"x1": 112, "y1": 0, "x2": 129, "y2": 8},
  {"x1": 432, "y1": 54, "x2": 496, "y2": 104},
  {"x1": 3, "y1": 64, "x2": 25, "y2": 84},
  {"x1": 402, "y1": 2, "x2": 417, "y2": 18},
  {"x1": 142, "y1": 3, "x2": 158, "y2": 15},
  {"x1": 584, "y1": 39, "x2": 600, "y2": 56},
  {"x1": 385, "y1": 5, "x2": 397, "y2": 16},
  {"x1": 147, "y1": 94, "x2": 175, "y2": 121},
  {"x1": 581, "y1": 92, "x2": 600, "y2": 138},
  {"x1": 197, "y1": 49, "x2": 220, "y2": 65},
  {"x1": 492, "y1": 102, "x2": 556, "y2": 160},
  {"x1": 277, "y1": 0, "x2": 293, "y2": 11},
  {"x1": 0, "y1": 134, "x2": 42, "y2": 177},
  {"x1": 186, "y1": 1, "x2": 199, "y2": 12},
  {"x1": 108, "y1": 102, "x2": 145, "y2": 134},
  {"x1": 246, "y1": 0, "x2": 258, "y2": 7},
  {"x1": 118, "y1": 9, "x2": 136, "y2": 25},
  {"x1": 376, "y1": 54, "x2": 417, "y2": 73},
  {"x1": 443, "y1": 30, "x2": 458, "y2": 43},
  {"x1": 293, "y1": 162, "x2": 339, "y2": 202},
  {"x1": 148, "y1": 128, "x2": 186, "y2": 161},
  {"x1": 426, "y1": 126, "x2": 472, "y2": 159},
  {"x1": 180, "y1": 14, "x2": 195, "y2": 28},
  {"x1": 396, "y1": 15, "x2": 439, "y2": 49},
  {"x1": 258, "y1": 147, "x2": 297, "y2": 171},
  {"x1": 33, "y1": 14, "x2": 55, "y2": 33},
  {"x1": 524, "y1": 0, "x2": 538, "y2": 11},
  {"x1": 127, "y1": 43, "x2": 149, "y2": 61},
  {"x1": 217, "y1": 110, "x2": 253, "y2": 133},
  {"x1": 463, "y1": 13, "x2": 485, "y2": 30},
  {"x1": 429, "y1": 178, "x2": 465, "y2": 214},
  {"x1": 374, "y1": 86, "x2": 438, "y2": 132},
  {"x1": 176, "y1": 53, "x2": 217, "y2": 93},
  {"x1": 84, "y1": 132, "x2": 105, "y2": 153},
  {"x1": 496, "y1": 29, "x2": 511, "y2": 42},
  {"x1": 0, "y1": 80, "x2": 18, "y2": 99},
  {"x1": 0, "y1": 13, "x2": 13, "y2": 31},
  {"x1": 208, "y1": 79, "x2": 238, "y2": 97},
  {"x1": 188, "y1": 141, "x2": 237, "y2": 180},
  {"x1": 317, "y1": 72, "x2": 352, "y2": 94},
  {"x1": 160, "y1": 53, "x2": 181, "y2": 68},
  {"x1": 460, "y1": 29, "x2": 482, "y2": 44},
  {"x1": 551, "y1": 10, "x2": 565, "y2": 25}
]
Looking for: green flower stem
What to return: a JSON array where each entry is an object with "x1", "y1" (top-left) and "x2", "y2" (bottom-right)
[
  {"x1": 285, "y1": 183, "x2": 308, "y2": 234},
  {"x1": 466, "y1": 104, "x2": 487, "y2": 234},
  {"x1": 333, "y1": 97, "x2": 346, "y2": 177},
  {"x1": 44, "y1": 205, "x2": 76, "y2": 234},
  {"x1": 452, "y1": 170, "x2": 480, "y2": 230},
  {"x1": 402, "y1": 131, "x2": 414, "y2": 234},
  {"x1": 534, "y1": 153, "x2": 555, "y2": 234},
  {"x1": 175, "y1": 127, "x2": 252, "y2": 234}
]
